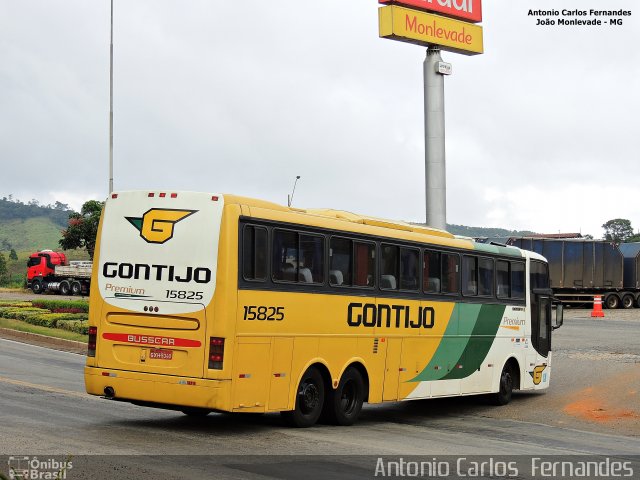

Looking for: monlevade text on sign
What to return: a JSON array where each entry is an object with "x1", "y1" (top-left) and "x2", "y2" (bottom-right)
[{"x1": 379, "y1": 5, "x2": 483, "y2": 55}]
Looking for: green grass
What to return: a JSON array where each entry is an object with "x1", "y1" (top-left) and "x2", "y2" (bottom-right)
[
  {"x1": 0, "y1": 316, "x2": 88, "y2": 342},
  {"x1": 0, "y1": 217, "x2": 66, "y2": 252}
]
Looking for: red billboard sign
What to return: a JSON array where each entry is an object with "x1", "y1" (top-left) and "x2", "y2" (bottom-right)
[{"x1": 379, "y1": 0, "x2": 482, "y2": 23}]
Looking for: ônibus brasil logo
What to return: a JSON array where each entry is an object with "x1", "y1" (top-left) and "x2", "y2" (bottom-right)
[{"x1": 126, "y1": 208, "x2": 197, "y2": 244}]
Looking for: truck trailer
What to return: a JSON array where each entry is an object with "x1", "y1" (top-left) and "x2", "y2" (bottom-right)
[{"x1": 478, "y1": 238, "x2": 640, "y2": 309}]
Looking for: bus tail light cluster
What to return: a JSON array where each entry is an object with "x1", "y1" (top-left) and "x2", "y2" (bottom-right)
[
  {"x1": 208, "y1": 337, "x2": 225, "y2": 370},
  {"x1": 88, "y1": 326, "x2": 98, "y2": 357}
]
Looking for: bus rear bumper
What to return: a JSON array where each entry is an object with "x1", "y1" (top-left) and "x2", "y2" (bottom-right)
[{"x1": 84, "y1": 366, "x2": 232, "y2": 411}]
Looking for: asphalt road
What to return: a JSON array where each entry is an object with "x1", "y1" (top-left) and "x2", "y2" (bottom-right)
[{"x1": 0, "y1": 309, "x2": 639, "y2": 479}]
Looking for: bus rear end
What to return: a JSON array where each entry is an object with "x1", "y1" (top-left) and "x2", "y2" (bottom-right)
[{"x1": 84, "y1": 191, "x2": 230, "y2": 412}]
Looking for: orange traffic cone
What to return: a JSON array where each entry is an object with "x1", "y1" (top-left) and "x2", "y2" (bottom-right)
[{"x1": 591, "y1": 295, "x2": 605, "y2": 318}]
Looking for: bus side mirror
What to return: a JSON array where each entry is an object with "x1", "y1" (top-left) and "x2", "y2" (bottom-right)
[{"x1": 552, "y1": 304, "x2": 563, "y2": 330}]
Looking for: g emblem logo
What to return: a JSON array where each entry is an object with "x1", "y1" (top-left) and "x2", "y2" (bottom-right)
[
  {"x1": 529, "y1": 365, "x2": 547, "y2": 385},
  {"x1": 126, "y1": 209, "x2": 196, "y2": 244}
]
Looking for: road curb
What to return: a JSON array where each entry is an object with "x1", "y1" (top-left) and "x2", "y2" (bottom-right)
[{"x1": 0, "y1": 328, "x2": 86, "y2": 355}]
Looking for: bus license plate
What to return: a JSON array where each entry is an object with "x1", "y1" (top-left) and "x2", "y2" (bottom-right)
[{"x1": 150, "y1": 349, "x2": 173, "y2": 360}]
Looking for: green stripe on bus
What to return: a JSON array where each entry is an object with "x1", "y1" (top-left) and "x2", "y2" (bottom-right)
[
  {"x1": 442, "y1": 304, "x2": 506, "y2": 380},
  {"x1": 409, "y1": 303, "x2": 481, "y2": 382}
]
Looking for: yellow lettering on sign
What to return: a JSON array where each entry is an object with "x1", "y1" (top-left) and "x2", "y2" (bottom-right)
[{"x1": 379, "y1": 5, "x2": 483, "y2": 55}]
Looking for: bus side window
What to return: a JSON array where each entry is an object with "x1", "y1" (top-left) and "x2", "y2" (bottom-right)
[
  {"x1": 272, "y1": 229, "x2": 298, "y2": 282},
  {"x1": 478, "y1": 257, "x2": 494, "y2": 297},
  {"x1": 423, "y1": 249, "x2": 441, "y2": 293},
  {"x1": 330, "y1": 237, "x2": 352, "y2": 286},
  {"x1": 242, "y1": 225, "x2": 267, "y2": 281},
  {"x1": 354, "y1": 241, "x2": 375, "y2": 287},
  {"x1": 496, "y1": 260, "x2": 510, "y2": 298},
  {"x1": 463, "y1": 255, "x2": 478, "y2": 296},
  {"x1": 400, "y1": 248, "x2": 419, "y2": 291},
  {"x1": 442, "y1": 253, "x2": 459, "y2": 294},
  {"x1": 299, "y1": 234, "x2": 324, "y2": 284},
  {"x1": 511, "y1": 262, "x2": 525, "y2": 299},
  {"x1": 380, "y1": 244, "x2": 399, "y2": 290}
]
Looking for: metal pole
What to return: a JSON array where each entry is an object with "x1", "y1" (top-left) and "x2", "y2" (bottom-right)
[
  {"x1": 288, "y1": 176, "x2": 300, "y2": 207},
  {"x1": 108, "y1": 0, "x2": 114, "y2": 194},
  {"x1": 424, "y1": 46, "x2": 446, "y2": 230}
]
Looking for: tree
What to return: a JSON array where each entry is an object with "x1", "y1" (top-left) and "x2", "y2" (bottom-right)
[
  {"x1": 59, "y1": 200, "x2": 104, "y2": 260},
  {"x1": 602, "y1": 219, "x2": 634, "y2": 244},
  {"x1": 9, "y1": 249, "x2": 18, "y2": 261},
  {"x1": 0, "y1": 252, "x2": 7, "y2": 285}
]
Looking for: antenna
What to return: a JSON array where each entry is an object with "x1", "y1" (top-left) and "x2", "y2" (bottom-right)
[{"x1": 287, "y1": 176, "x2": 301, "y2": 207}]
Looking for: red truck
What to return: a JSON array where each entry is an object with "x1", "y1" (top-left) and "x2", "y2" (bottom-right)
[{"x1": 26, "y1": 250, "x2": 92, "y2": 295}]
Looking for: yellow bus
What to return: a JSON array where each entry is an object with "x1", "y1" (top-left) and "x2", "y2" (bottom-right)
[{"x1": 85, "y1": 191, "x2": 563, "y2": 427}]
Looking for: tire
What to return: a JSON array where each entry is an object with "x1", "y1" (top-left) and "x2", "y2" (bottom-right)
[
  {"x1": 31, "y1": 280, "x2": 43, "y2": 294},
  {"x1": 282, "y1": 367, "x2": 324, "y2": 428},
  {"x1": 491, "y1": 363, "x2": 514, "y2": 406},
  {"x1": 71, "y1": 281, "x2": 82, "y2": 296},
  {"x1": 605, "y1": 294, "x2": 620, "y2": 310},
  {"x1": 622, "y1": 294, "x2": 634, "y2": 309},
  {"x1": 181, "y1": 408, "x2": 211, "y2": 417},
  {"x1": 323, "y1": 367, "x2": 365, "y2": 426},
  {"x1": 59, "y1": 281, "x2": 70, "y2": 296}
]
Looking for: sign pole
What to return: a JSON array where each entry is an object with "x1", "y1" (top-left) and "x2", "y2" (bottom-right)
[{"x1": 424, "y1": 46, "x2": 447, "y2": 230}]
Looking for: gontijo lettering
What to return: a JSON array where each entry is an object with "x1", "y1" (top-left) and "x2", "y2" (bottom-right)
[{"x1": 348, "y1": 302, "x2": 435, "y2": 329}]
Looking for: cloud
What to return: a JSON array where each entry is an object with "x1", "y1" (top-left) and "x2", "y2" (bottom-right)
[{"x1": 0, "y1": 0, "x2": 638, "y2": 238}]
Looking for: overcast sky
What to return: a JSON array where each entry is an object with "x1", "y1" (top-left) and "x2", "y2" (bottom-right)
[{"x1": 1, "y1": 0, "x2": 638, "y2": 237}]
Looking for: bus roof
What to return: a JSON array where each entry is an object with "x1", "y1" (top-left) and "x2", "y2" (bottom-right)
[{"x1": 222, "y1": 194, "x2": 525, "y2": 258}]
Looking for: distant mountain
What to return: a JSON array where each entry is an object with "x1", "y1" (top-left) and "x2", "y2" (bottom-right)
[
  {"x1": 445, "y1": 223, "x2": 537, "y2": 239},
  {"x1": 0, "y1": 197, "x2": 73, "y2": 252}
]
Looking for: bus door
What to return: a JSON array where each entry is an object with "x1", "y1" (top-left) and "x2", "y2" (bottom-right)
[
  {"x1": 530, "y1": 260, "x2": 552, "y2": 357},
  {"x1": 531, "y1": 292, "x2": 551, "y2": 357}
]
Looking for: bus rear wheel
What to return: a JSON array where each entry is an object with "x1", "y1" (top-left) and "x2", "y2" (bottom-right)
[
  {"x1": 282, "y1": 367, "x2": 324, "y2": 428},
  {"x1": 491, "y1": 364, "x2": 514, "y2": 406},
  {"x1": 323, "y1": 367, "x2": 365, "y2": 426}
]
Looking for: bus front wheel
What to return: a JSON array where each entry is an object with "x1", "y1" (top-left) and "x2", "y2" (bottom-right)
[
  {"x1": 323, "y1": 367, "x2": 365, "y2": 426},
  {"x1": 491, "y1": 364, "x2": 514, "y2": 406},
  {"x1": 282, "y1": 367, "x2": 324, "y2": 428}
]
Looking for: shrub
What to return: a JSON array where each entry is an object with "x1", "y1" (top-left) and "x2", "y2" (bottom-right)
[
  {"x1": 31, "y1": 299, "x2": 89, "y2": 313},
  {"x1": 57, "y1": 319, "x2": 89, "y2": 335}
]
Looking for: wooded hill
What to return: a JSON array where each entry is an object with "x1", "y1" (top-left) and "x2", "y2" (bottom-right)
[{"x1": 0, "y1": 197, "x2": 73, "y2": 252}]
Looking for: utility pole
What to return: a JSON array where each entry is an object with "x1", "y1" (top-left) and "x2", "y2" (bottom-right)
[{"x1": 423, "y1": 46, "x2": 448, "y2": 231}]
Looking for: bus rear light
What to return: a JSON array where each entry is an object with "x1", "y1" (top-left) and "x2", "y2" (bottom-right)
[
  {"x1": 159, "y1": 192, "x2": 166, "y2": 198},
  {"x1": 111, "y1": 193, "x2": 118, "y2": 199},
  {"x1": 211, "y1": 195, "x2": 219, "y2": 201},
  {"x1": 148, "y1": 192, "x2": 155, "y2": 197},
  {"x1": 88, "y1": 326, "x2": 98, "y2": 357},
  {"x1": 208, "y1": 337, "x2": 225, "y2": 370},
  {"x1": 171, "y1": 193, "x2": 178, "y2": 198}
]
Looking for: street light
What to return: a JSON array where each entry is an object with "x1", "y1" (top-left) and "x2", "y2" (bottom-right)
[
  {"x1": 288, "y1": 176, "x2": 300, "y2": 207},
  {"x1": 108, "y1": 0, "x2": 114, "y2": 194}
]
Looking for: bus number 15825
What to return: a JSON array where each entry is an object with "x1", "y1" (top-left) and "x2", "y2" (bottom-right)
[{"x1": 243, "y1": 306, "x2": 285, "y2": 321}]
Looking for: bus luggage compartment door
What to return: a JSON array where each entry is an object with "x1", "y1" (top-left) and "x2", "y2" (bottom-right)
[{"x1": 232, "y1": 337, "x2": 271, "y2": 411}]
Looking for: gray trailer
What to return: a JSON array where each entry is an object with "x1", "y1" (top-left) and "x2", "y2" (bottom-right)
[
  {"x1": 479, "y1": 238, "x2": 634, "y2": 309},
  {"x1": 619, "y1": 242, "x2": 640, "y2": 292}
]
